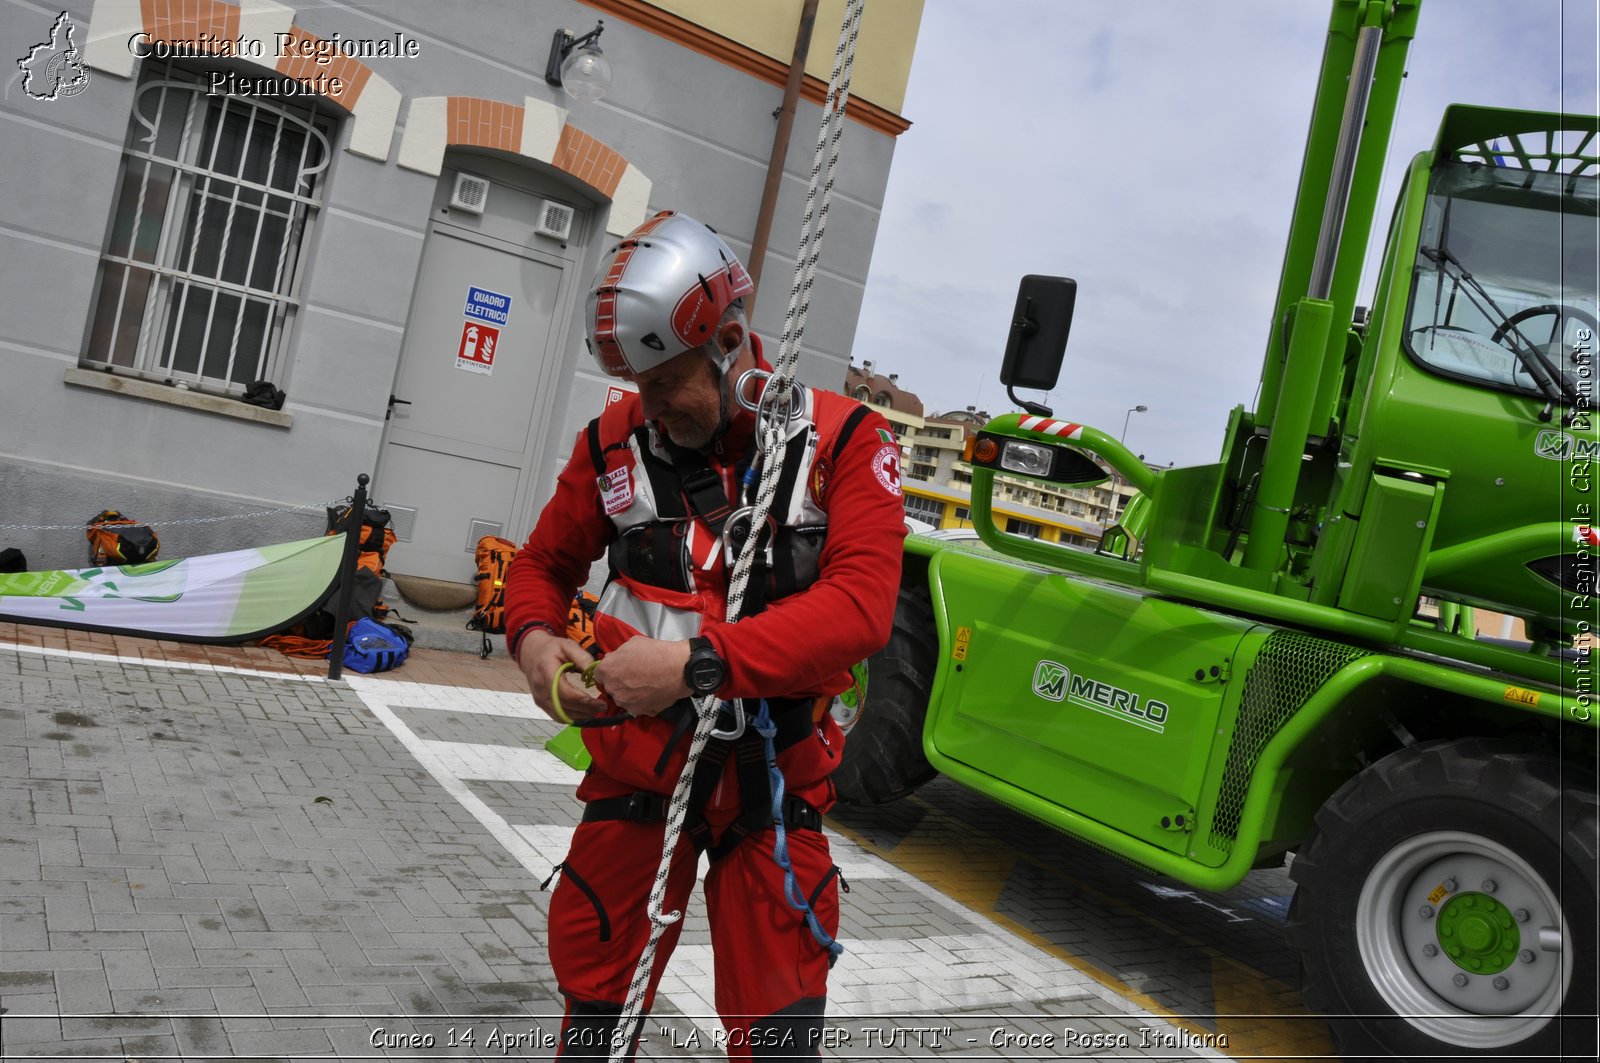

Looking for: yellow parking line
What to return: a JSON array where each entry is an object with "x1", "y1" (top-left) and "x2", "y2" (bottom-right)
[{"x1": 827, "y1": 805, "x2": 1335, "y2": 1063}]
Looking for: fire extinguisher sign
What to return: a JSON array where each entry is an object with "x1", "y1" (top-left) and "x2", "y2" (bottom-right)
[{"x1": 456, "y1": 320, "x2": 500, "y2": 376}]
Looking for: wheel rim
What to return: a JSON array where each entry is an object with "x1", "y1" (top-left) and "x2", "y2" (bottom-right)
[{"x1": 1357, "y1": 830, "x2": 1572, "y2": 1049}]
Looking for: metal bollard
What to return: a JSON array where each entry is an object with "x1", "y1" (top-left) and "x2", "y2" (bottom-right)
[{"x1": 325, "y1": 473, "x2": 369, "y2": 681}]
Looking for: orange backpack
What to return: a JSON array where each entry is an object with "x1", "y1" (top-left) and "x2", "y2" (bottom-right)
[
  {"x1": 86, "y1": 510, "x2": 160, "y2": 566},
  {"x1": 324, "y1": 503, "x2": 397, "y2": 625},
  {"x1": 467, "y1": 535, "x2": 519, "y2": 657},
  {"x1": 567, "y1": 590, "x2": 599, "y2": 652}
]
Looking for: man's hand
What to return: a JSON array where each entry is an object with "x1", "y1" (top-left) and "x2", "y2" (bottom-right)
[
  {"x1": 517, "y1": 629, "x2": 607, "y2": 724},
  {"x1": 591, "y1": 636, "x2": 692, "y2": 716}
]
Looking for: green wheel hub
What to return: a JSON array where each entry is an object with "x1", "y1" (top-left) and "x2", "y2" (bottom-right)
[{"x1": 1437, "y1": 891, "x2": 1519, "y2": 974}]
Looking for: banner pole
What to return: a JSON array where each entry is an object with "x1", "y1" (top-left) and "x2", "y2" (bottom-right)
[{"x1": 326, "y1": 473, "x2": 369, "y2": 680}]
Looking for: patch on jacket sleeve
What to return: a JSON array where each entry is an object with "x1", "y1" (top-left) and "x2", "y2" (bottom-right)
[
  {"x1": 871, "y1": 444, "x2": 902, "y2": 497},
  {"x1": 810, "y1": 454, "x2": 835, "y2": 508}
]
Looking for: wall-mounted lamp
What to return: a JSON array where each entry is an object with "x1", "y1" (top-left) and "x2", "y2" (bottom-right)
[{"x1": 545, "y1": 20, "x2": 612, "y2": 102}]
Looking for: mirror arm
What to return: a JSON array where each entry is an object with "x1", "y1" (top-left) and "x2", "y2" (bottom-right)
[{"x1": 1007, "y1": 383, "x2": 1052, "y2": 418}]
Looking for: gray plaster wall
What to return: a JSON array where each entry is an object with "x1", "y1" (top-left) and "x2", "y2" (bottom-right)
[{"x1": 0, "y1": 0, "x2": 906, "y2": 569}]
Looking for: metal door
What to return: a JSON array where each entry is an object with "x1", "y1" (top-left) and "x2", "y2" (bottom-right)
[{"x1": 377, "y1": 222, "x2": 573, "y2": 582}]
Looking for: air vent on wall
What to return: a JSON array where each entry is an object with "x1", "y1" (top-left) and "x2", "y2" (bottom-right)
[
  {"x1": 534, "y1": 199, "x2": 575, "y2": 240},
  {"x1": 466, "y1": 518, "x2": 504, "y2": 553},
  {"x1": 387, "y1": 505, "x2": 418, "y2": 543},
  {"x1": 450, "y1": 172, "x2": 489, "y2": 215}
]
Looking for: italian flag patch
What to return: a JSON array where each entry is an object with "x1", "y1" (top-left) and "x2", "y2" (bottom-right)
[{"x1": 877, "y1": 428, "x2": 895, "y2": 444}]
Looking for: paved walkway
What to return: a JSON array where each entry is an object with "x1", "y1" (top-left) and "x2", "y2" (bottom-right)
[{"x1": 1, "y1": 622, "x2": 1238, "y2": 1060}]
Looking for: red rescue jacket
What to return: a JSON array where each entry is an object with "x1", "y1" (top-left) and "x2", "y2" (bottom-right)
[{"x1": 504, "y1": 343, "x2": 907, "y2": 807}]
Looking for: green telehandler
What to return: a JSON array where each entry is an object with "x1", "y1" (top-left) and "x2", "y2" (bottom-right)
[{"x1": 831, "y1": 1, "x2": 1598, "y2": 1057}]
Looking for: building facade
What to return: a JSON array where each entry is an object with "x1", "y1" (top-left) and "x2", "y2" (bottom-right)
[{"x1": 1, "y1": 0, "x2": 922, "y2": 578}]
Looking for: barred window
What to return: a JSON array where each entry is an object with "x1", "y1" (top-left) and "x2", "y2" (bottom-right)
[{"x1": 85, "y1": 73, "x2": 331, "y2": 393}]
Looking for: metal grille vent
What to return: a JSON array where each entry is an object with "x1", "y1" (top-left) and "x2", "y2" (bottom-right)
[
  {"x1": 387, "y1": 505, "x2": 418, "y2": 543},
  {"x1": 466, "y1": 518, "x2": 503, "y2": 553},
  {"x1": 450, "y1": 172, "x2": 489, "y2": 214},
  {"x1": 534, "y1": 200, "x2": 574, "y2": 239},
  {"x1": 1208, "y1": 631, "x2": 1370, "y2": 851}
]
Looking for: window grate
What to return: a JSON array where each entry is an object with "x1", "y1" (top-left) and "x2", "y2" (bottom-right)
[{"x1": 84, "y1": 75, "x2": 331, "y2": 394}]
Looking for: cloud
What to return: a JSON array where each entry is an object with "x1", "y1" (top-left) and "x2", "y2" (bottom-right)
[{"x1": 849, "y1": 0, "x2": 1596, "y2": 466}]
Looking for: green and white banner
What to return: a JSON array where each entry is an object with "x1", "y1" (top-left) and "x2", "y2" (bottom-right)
[{"x1": 0, "y1": 535, "x2": 344, "y2": 643}]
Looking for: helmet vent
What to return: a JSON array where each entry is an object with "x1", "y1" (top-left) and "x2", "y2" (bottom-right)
[
  {"x1": 535, "y1": 200, "x2": 575, "y2": 240},
  {"x1": 641, "y1": 333, "x2": 665, "y2": 351},
  {"x1": 449, "y1": 172, "x2": 489, "y2": 215}
]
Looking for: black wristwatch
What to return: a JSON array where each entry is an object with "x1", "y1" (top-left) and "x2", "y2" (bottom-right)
[{"x1": 683, "y1": 636, "x2": 726, "y2": 695}]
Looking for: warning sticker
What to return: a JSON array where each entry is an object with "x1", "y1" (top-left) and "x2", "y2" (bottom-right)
[
  {"x1": 1503, "y1": 686, "x2": 1541, "y2": 708},
  {"x1": 456, "y1": 321, "x2": 500, "y2": 376}
]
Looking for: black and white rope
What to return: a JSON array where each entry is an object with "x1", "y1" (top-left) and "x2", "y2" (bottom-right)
[{"x1": 607, "y1": 2, "x2": 866, "y2": 1057}]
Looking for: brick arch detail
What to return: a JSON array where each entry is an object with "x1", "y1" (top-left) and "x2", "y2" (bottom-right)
[
  {"x1": 402, "y1": 95, "x2": 652, "y2": 236},
  {"x1": 81, "y1": 0, "x2": 401, "y2": 161}
]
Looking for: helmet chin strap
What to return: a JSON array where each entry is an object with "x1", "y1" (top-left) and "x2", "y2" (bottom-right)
[{"x1": 707, "y1": 342, "x2": 742, "y2": 443}]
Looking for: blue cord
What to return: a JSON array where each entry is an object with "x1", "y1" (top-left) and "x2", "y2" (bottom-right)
[{"x1": 754, "y1": 700, "x2": 843, "y2": 961}]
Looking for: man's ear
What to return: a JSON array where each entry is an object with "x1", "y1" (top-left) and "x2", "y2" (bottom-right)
[{"x1": 715, "y1": 318, "x2": 745, "y2": 357}]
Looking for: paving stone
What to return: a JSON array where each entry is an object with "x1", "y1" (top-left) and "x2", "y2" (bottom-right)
[
  {"x1": 224, "y1": 1026, "x2": 337, "y2": 1054},
  {"x1": 111, "y1": 985, "x2": 216, "y2": 1012},
  {"x1": 0, "y1": 990, "x2": 58, "y2": 1015},
  {"x1": 59, "y1": 1013, "x2": 171, "y2": 1038}
]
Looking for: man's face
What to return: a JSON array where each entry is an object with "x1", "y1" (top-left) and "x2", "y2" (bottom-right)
[{"x1": 629, "y1": 347, "x2": 722, "y2": 450}]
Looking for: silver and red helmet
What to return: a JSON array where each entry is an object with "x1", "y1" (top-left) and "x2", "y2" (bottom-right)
[{"x1": 585, "y1": 211, "x2": 754, "y2": 377}]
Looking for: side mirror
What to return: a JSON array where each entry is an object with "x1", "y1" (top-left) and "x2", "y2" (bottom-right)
[{"x1": 1000, "y1": 275, "x2": 1076, "y2": 415}]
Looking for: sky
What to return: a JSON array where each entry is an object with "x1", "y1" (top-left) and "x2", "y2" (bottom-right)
[{"x1": 848, "y1": 0, "x2": 1600, "y2": 467}]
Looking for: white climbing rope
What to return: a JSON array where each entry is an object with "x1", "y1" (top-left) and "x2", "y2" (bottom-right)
[{"x1": 607, "y1": 2, "x2": 866, "y2": 1057}]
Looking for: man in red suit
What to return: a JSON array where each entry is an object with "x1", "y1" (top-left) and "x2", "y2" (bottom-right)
[{"x1": 503, "y1": 211, "x2": 906, "y2": 1059}]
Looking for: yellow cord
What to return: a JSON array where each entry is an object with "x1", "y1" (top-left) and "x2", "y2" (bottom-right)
[
  {"x1": 550, "y1": 661, "x2": 603, "y2": 727},
  {"x1": 549, "y1": 664, "x2": 576, "y2": 726}
]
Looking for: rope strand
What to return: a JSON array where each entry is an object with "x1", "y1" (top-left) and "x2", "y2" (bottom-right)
[{"x1": 608, "y1": 3, "x2": 865, "y2": 1058}]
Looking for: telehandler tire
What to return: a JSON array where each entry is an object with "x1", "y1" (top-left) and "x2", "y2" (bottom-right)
[
  {"x1": 1287, "y1": 738, "x2": 1597, "y2": 1061},
  {"x1": 829, "y1": 584, "x2": 937, "y2": 805}
]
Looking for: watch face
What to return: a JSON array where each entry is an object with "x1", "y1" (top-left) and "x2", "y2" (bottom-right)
[{"x1": 688, "y1": 655, "x2": 723, "y2": 692}]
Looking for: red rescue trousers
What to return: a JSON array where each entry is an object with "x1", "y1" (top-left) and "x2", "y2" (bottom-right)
[{"x1": 547, "y1": 782, "x2": 841, "y2": 1060}]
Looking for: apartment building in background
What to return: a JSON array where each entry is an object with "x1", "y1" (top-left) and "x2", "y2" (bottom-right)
[{"x1": 845, "y1": 361, "x2": 1146, "y2": 547}]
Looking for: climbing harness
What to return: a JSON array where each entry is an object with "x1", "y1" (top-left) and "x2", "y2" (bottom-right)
[{"x1": 605, "y1": 2, "x2": 865, "y2": 1058}]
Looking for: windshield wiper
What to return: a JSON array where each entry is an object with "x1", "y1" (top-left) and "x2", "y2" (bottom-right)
[{"x1": 1418, "y1": 243, "x2": 1578, "y2": 422}]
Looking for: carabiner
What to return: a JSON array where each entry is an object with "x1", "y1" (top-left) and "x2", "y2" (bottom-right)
[
  {"x1": 735, "y1": 369, "x2": 806, "y2": 440},
  {"x1": 720, "y1": 505, "x2": 777, "y2": 568},
  {"x1": 708, "y1": 696, "x2": 747, "y2": 740}
]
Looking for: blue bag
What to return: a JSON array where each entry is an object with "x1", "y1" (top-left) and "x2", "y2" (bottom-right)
[{"x1": 342, "y1": 616, "x2": 410, "y2": 673}]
